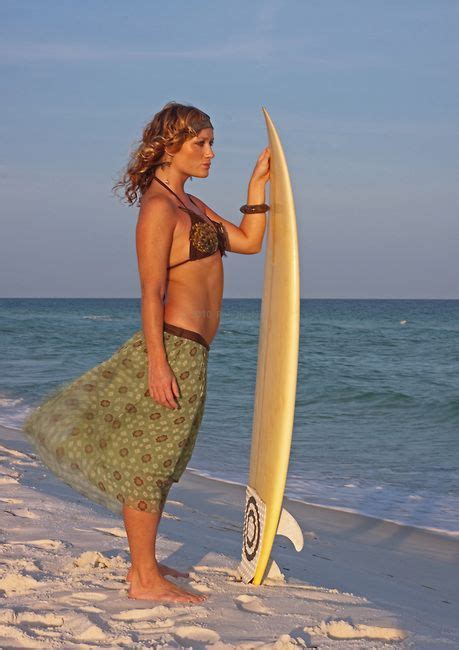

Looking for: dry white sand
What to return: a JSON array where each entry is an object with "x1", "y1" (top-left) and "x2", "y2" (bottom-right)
[{"x1": 0, "y1": 422, "x2": 458, "y2": 649}]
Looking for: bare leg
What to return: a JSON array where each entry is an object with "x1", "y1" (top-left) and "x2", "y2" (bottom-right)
[
  {"x1": 125, "y1": 501, "x2": 189, "y2": 582},
  {"x1": 123, "y1": 503, "x2": 206, "y2": 603},
  {"x1": 126, "y1": 563, "x2": 189, "y2": 582}
]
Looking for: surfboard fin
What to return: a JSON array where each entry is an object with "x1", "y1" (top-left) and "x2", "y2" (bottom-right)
[
  {"x1": 265, "y1": 559, "x2": 285, "y2": 582},
  {"x1": 276, "y1": 507, "x2": 304, "y2": 552}
]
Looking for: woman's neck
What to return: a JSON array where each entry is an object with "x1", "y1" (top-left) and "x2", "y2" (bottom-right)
[{"x1": 154, "y1": 167, "x2": 189, "y2": 197}]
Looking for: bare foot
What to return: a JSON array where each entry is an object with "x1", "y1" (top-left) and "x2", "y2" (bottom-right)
[
  {"x1": 128, "y1": 572, "x2": 206, "y2": 603},
  {"x1": 126, "y1": 563, "x2": 189, "y2": 582}
]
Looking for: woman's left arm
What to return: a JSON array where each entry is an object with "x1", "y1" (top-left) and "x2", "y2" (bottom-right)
[{"x1": 190, "y1": 147, "x2": 270, "y2": 255}]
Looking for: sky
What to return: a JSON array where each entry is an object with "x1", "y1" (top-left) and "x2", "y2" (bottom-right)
[{"x1": 1, "y1": 0, "x2": 458, "y2": 299}]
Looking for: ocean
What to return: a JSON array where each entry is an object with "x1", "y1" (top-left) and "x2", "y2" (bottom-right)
[{"x1": 1, "y1": 297, "x2": 457, "y2": 534}]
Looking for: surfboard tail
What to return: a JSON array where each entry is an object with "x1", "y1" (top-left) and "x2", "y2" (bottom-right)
[{"x1": 237, "y1": 486, "x2": 304, "y2": 585}]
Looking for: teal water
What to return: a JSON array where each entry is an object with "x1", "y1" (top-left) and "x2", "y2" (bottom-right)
[{"x1": 1, "y1": 298, "x2": 458, "y2": 532}]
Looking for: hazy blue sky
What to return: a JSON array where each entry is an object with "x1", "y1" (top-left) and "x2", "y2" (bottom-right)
[{"x1": 1, "y1": 0, "x2": 458, "y2": 298}]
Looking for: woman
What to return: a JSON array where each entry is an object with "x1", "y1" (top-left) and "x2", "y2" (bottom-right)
[{"x1": 23, "y1": 101, "x2": 270, "y2": 603}]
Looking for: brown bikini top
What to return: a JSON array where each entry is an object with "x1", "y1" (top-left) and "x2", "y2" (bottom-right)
[{"x1": 151, "y1": 176, "x2": 229, "y2": 270}]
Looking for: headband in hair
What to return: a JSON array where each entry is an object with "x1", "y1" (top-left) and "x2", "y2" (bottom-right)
[{"x1": 186, "y1": 116, "x2": 213, "y2": 136}]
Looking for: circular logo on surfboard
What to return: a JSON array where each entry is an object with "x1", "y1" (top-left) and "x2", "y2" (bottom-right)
[{"x1": 243, "y1": 495, "x2": 261, "y2": 561}]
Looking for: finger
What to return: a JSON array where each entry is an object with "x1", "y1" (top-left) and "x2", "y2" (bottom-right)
[
  {"x1": 172, "y1": 377, "x2": 181, "y2": 399},
  {"x1": 152, "y1": 392, "x2": 166, "y2": 408},
  {"x1": 157, "y1": 387, "x2": 173, "y2": 409},
  {"x1": 161, "y1": 384, "x2": 178, "y2": 409},
  {"x1": 164, "y1": 386, "x2": 179, "y2": 409},
  {"x1": 151, "y1": 385, "x2": 165, "y2": 407}
]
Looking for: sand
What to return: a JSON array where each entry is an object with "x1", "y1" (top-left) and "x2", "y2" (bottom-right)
[{"x1": 0, "y1": 422, "x2": 457, "y2": 649}]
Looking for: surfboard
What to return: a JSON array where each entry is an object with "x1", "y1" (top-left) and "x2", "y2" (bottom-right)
[{"x1": 237, "y1": 107, "x2": 302, "y2": 586}]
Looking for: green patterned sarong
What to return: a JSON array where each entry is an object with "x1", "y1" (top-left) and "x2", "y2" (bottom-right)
[{"x1": 22, "y1": 323, "x2": 209, "y2": 515}]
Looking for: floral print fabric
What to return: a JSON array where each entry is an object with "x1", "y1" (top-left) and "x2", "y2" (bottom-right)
[{"x1": 22, "y1": 328, "x2": 208, "y2": 515}]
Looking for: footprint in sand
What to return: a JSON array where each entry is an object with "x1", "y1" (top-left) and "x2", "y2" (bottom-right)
[
  {"x1": 0, "y1": 572, "x2": 41, "y2": 596},
  {"x1": 112, "y1": 606, "x2": 175, "y2": 629},
  {"x1": 67, "y1": 591, "x2": 109, "y2": 601},
  {"x1": 0, "y1": 558, "x2": 40, "y2": 573},
  {"x1": 9, "y1": 539, "x2": 66, "y2": 551},
  {"x1": 0, "y1": 622, "x2": 45, "y2": 648},
  {"x1": 112, "y1": 604, "x2": 207, "y2": 626},
  {"x1": 0, "y1": 609, "x2": 64, "y2": 627},
  {"x1": 0, "y1": 497, "x2": 23, "y2": 505},
  {"x1": 112, "y1": 605, "x2": 173, "y2": 621},
  {"x1": 304, "y1": 619, "x2": 409, "y2": 642},
  {"x1": 28, "y1": 628, "x2": 62, "y2": 640},
  {"x1": 174, "y1": 625, "x2": 220, "y2": 645},
  {"x1": 62, "y1": 612, "x2": 107, "y2": 643},
  {"x1": 58, "y1": 591, "x2": 109, "y2": 608},
  {"x1": 235, "y1": 594, "x2": 272, "y2": 615},
  {"x1": 112, "y1": 605, "x2": 177, "y2": 623}
]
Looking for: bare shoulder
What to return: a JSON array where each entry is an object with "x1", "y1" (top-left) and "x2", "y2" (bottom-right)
[
  {"x1": 137, "y1": 194, "x2": 179, "y2": 230},
  {"x1": 136, "y1": 195, "x2": 179, "y2": 285}
]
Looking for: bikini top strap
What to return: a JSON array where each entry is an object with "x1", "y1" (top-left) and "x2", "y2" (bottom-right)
[
  {"x1": 187, "y1": 194, "x2": 200, "y2": 210},
  {"x1": 151, "y1": 175, "x2": 188, "y2": 209}
]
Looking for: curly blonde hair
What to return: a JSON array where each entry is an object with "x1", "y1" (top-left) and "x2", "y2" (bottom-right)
[{"x1": 113, "y1": 101, "x2": 213, "y2": 206}]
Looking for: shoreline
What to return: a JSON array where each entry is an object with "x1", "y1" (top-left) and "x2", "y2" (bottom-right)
[
  {"x1": 2, "y1": 420, "x2": 458, "y2": 539},
  {"x1": 186, "y1": 467, "x2": 459, "y2": 541}
]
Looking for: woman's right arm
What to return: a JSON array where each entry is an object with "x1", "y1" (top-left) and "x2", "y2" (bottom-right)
[{"x1": 136, "y1": 196, "x2": 180, "y2": 410}]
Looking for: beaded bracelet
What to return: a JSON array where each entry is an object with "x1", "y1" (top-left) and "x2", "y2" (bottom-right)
[{"x1": 239, "y1": 203, "x2": 270, "y2": 214}]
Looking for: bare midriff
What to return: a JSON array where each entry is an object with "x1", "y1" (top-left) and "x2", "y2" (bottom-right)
[
  {"x1": 164, "y1": 253, "x2": 223, "y2": 348},
  {"x1": 162, "y1": 204, "x2": 224, "y2": 348}
]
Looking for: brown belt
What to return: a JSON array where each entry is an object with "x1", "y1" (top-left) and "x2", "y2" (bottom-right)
[{"x1": 163, "y1": 321, "x2": 210, "y2": 351}]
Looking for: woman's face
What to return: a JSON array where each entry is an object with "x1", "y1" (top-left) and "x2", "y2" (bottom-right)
[{"x1": 172, "y1": 128, "x2": 215, "y2": 178}]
